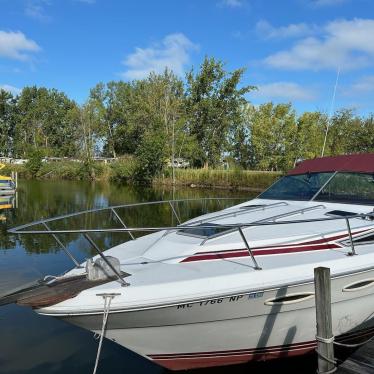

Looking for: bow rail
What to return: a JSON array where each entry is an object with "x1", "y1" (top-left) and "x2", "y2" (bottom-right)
[{"x1": 8, "y1": 198, "x2": 374, "y2": 281}]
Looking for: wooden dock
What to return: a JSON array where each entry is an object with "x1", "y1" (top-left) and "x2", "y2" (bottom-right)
[
  {"x1": 336, "y1": 339, "x2": 374, "y2": 373},
  {"x1": 313, "y1": 268, "x2": 374, "y2": 374}
]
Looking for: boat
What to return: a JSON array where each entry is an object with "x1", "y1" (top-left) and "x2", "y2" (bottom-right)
[{"x1": 2, "y1": 153, "x2": 374, "y2": 370}]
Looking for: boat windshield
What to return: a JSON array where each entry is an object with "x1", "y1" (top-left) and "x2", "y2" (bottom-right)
[
  {"x1": 259, "y1": 172, "x2": 374, "y2": 204},
  {"x1": 259, "y1": 172, "x2": 334, "y2": 201},
  {"x1": 314, "y1": 172, "x2": 374, "y2": 204}
]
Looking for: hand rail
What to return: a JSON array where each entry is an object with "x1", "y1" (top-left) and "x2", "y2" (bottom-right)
[
  {"x1": 238, "y1": 226, "x2": 262, "y2": 270},
  {"x1": 8, "y1": 197, "x2": 245, "y2": 268},
  {"x1": 10, "y1": 213, "x2": 374, "y2": 235},
  {"x1": 169, "y1": 201, "x2": 181, "y2": 225},
  {"x1": 199, "y1": 204, "x2": 326, "y2": 246},
  {"x1": 8, "y1": 197, "x2": 374, "y2": 272},
  {"x1": 186, "y1": 201, "x2": 288, "y2": 226},
  {"x1": 9, "y1": 197, "x2": 243, "y2": 232},
  {"x1": 110, "y1": 207, "x2": 135, "y2": 240},
  {"x1": 345, "y1": 217, "x2": 356, "y2": 256},
  {"x1": 42, "y1": 221, "x2": 82, "y2": 268}
]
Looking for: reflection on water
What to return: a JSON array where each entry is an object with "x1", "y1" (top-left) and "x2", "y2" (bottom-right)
[{"x1": 0, "y1": 180, "x2": 315, "y2": 374}]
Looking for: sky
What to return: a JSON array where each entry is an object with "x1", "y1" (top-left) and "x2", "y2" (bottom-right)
[{"x1": 1, "y1": 0, "x2": 374, "y2": 115}]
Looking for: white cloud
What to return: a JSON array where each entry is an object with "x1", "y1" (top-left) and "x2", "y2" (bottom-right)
[
  {"x1": 251, "y1": 82, "x2": 316, "y2": 101},
  {"x1": 264, "y1": 18, "x2": 374, "y2": 71},
  {"x1": 0, "y1": 84, "x2": 22, "y2": 95},
  {"x1": 25, "y1": 0, "x2": 51, "y2": 22},
  {"x1": 219, "y1": 0, "x2": 244, "y2": 7},
  {"x1": 121, "y1": 33, "x2": 198, "y2": 80},
  {"x1": 256, "y1": 20, "x2": 316, "y2": 39},
  {"x1": 345, "y1": 76, "x2": 374, "y2": 94},
  {"x1": 0, "y1": 30, "x2": 41, "y2": 61}
]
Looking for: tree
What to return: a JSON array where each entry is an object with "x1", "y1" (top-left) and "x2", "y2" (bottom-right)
[
  {"x1": 327, "y1": 109, "x2": 361, "y2": 155},
  {"x1": 296, "y1": 111, "x2": 327, "y2": 160},
  {"x1": 250, "y1": 103, "x2": 297, "y2": 171},
  {"x1": 185, "y1": 57, "x2": 255, "y2": 167},
  {"x1": 352, "y1": 115, "x2": 374, "y2": 153},
  {"x1": 112, "y1": 70, "x2": 188, "y2": 158},
  {"x1": 230, "y1": 103, "x2": 253, "y2": 168},
  {"x1": 0, "y1": 89, "x2": 17, "y2": 156},
  {"x1": 14, "y1": 86, "x2": 77, "y2": 157},
  {"x1": 134, "y1": 131, "x2": 168, "y2": 183},
  {"x1": 68, "y1": 101, "x2": 101, "y2": 162},
  {"x1": 89, "y1": 82, "x2": 126, "y2": 158}
]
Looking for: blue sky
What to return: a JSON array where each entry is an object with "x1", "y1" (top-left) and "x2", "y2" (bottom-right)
[{"x1": 1, "y1": 0, "x2": 374, "y2": 114}]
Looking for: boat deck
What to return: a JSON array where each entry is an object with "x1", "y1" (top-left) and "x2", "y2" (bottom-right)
[{"x1": 0, "y1": 274, "x2": 124, "y2": 309}]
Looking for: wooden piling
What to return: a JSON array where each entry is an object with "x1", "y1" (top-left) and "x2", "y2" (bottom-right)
[{"x1": 314, "y1": 267, "x2": 336, "y2": 373}]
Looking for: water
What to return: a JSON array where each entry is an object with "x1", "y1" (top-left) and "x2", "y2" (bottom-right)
[{"x1": 0, "y1": 180, "x2": 316, "y2": 374}]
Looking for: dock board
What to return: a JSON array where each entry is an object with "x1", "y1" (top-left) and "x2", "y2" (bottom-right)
[{"x1": 336, "y1": 340, "x2": 374, "y2": 373}]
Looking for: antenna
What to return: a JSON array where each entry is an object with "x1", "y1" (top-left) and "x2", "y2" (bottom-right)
[{"x1": 321, "y1": 67, "x2": 340, "y2": 157}]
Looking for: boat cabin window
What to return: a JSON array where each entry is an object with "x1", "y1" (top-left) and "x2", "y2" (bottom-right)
[
  {"x1": 259, "y1": 172, "x2": 334, "y2": 201},
  {"x1": 178, "y1": 223, "x2": 233, "y2": 238},
  {"x1": 314, "y1": 173, "x2": 374, "y2": 204}
]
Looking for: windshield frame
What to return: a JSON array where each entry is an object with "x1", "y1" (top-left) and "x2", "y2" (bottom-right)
[{"x1": 258, "y1": 172, "x2": 335, "y2": 202}]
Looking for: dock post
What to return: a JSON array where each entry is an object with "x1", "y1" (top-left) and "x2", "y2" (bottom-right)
[{"x1": 314, "y1": 267, "x2": 336, "y2": 373}]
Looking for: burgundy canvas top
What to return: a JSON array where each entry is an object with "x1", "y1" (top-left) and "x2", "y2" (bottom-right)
[{"x1": 288, "y1": 154, "x2": 374, "y2": 175}]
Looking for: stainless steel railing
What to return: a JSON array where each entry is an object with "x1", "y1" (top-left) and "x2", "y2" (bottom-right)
[{"x1": 8, "y1": 198, "x2": 374, "y2": 284}]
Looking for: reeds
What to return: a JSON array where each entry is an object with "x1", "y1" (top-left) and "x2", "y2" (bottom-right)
[
  {"x1": 3, "y1": 162, "x2": 282, "y2": 190},
  {"x1": 154, "y1": 168, "x2": 282, "y2": 190}
]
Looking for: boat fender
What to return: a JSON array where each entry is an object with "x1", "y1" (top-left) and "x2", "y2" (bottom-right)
[{"x1": 86, "y1": 256, "x2": 121, "y2": 281}]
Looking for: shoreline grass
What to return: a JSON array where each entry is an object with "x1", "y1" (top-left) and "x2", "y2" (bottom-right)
[
  {"x1": 154, "y1": 169, "x2": 281, "y2": 191},
  {"x1": 3, "y1": 162, "x2": 282, "y2": 190}
]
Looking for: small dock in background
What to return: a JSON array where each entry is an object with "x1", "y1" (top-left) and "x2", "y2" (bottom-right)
[{"x1": 336, "y1": 340, "x2": 374, "y2": 374}]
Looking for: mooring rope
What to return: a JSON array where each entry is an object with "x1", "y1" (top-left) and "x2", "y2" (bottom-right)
[
  {"x1": 315, "y1": 334, "x2": 337, "y2": 374},
  {"x1": 92, "y1": 294, "x2": 118, "y2": 374},
  {"x1": 315, "y1": 348, "x2": 338, "y2": 374},
  {"x1": 314, "y1": 331, "x2": 374, "y2": 373},
  {"x1": 334, "y1": 334, "x2": 374, "y2": 348},
  {"x1": 316, "y1": 335, "x2": 335, "y2": 344}
]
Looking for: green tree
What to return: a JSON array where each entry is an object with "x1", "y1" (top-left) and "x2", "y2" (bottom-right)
[
  {"x1": 99, "y1": 70, "x2": 194, "y2": 180},
  {"x1": 230, "y1": 104, "x2": 253, "y2": 168},
  {"x1": 250, "y1": 103, "x2": 297, "y2": 171},
  {"x1": 296, "y1": 111, "x2": 327, "y2": 160},
  {"x1": 68, "y1": 101, "x2": 101, "y2": 162},
  {"x1": 134, "y1": 131, "x2": 168, "y2": 183},
  {"x1": 25, "y1": 148, "x2": 43, "y2": 177},
  {"x1": 14, "y1": 86, "x2": 77, "y2": 157},
  {"x1": 185, "y1": 57, "x2": 255, "y2": 167},
  {"x1": 352, "y1": 115, "x2": 374, "y2": 153},
  {"x1": 327, "y1": 109, "x2": 361, "y2": 155},
  {"x1": 0, "y1": 89, "x2": 17, "y2": 156}
]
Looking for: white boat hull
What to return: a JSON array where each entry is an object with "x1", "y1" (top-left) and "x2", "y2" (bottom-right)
[{"x1": 57, "y1": 267, "x2": 374, "y2": 370}]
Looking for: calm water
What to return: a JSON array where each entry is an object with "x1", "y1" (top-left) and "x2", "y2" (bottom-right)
[{"x1": 0, "y1": 180, "x2": 316, "y2": 374}]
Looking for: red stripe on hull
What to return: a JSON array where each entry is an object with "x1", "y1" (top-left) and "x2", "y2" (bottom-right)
[
  {"x1": 148, "y1": 326, "x2": 374, "y2": 370},
  {"x1": 182, "y1": 243, "x2": 340, "y2": 262},
  {"x1": 181, "y1": 229, "x2": 371, "y2": 263},
  {"x1": 150, "y1": 345, "x2": 315, "y2": 370}
]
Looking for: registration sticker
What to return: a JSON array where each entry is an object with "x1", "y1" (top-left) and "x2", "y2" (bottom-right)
[{"x1": 248, "y1": 291, "x2": 264, "y2": 299}]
